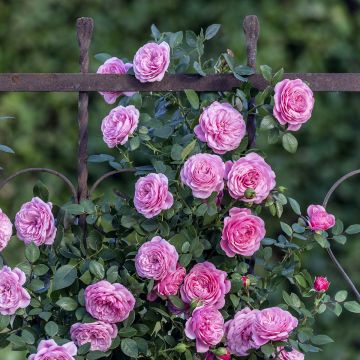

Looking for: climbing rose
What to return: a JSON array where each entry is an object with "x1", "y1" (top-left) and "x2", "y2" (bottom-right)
[
  {"x1": 70, "y1": 321, "x2": 118, "y2": 352},
  {"x1": 15, "y1": 197, "x2": 56, "y2": 246},
  {"x1": 224, "y1": 307, "x2": 260, "y2": 356},
  {"x1": 28, "y1": 340, "x2": 77, "y2": 360},
  {"x1": 180, "y1": 153, "x2": 225, "y2": 199},
  {"x1": 134, "y1": 173, "x2": 173, "y2": 218},
  {"x1": 194, "y1": 101, "x2": 246, "y2": 154},
  {"x1": 252, "y1": 307, "x2": 298, "y2": 346},
  {"x1": 277, "y1": 346, "x2": 305, "y2": 360},
  {"x1": 133, "y1": 42, "x2": 170, "y2": 82},
  {"x1": 101, "y1": 105, "x2": 139, "y2": 148},
  {"x1": 154, "y1": 264, "x2": 186, "y2": 296},
  {"x1": 180, "y1": 261, "x2": 231, "y2": 309},
  {"x1": 0, "y1": 266, "x2": 30, "y2": 315},
  {"x1": 96, "y1": 57, "x2": 133, "y2": 104},
  {"x1": 307, "y1": 205, "x2": 335, "y2": 231},
  {"x1": 221, "y1": 207, "x2": 265, "y2": 257},
  {"x1": 273, "y1": 78, "x2": 314, "y2": 131},
  {"x1": 84, "y1": 280, "x2": 135, "y2": 323},
  {"x1": 0, "y1": 209, "x2": 12, "y2": 251},
  {"x1": 185, "y1": 306, "x2": 224, "y2": 353},
  {"x1": 226, "y1": 152, "x2": 276, "y2": 204},
  {"x1": 135, "y1": 236, "x2": 178, "y2": 280},
  {"x1": 314, "y1": 276, "x2": 330, "y2": 292}
]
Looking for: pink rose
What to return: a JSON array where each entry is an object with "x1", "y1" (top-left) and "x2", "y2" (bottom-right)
[
  {"x1": 133, "y1": 42, "x2": 170, "y2": 82},
  {"x1": 135, "y1": 236, "x2": 178, "y2": 280},
  {"x1": 221, "y1": 207, "x2": 265, "y2": 257},
  {"x1": 70, "y1": 321, "x2": 118, "y2": 352},
  {"x1": 313, "y1": 276, "x2": 330, "y2": 292},
  {"x1": 97, "y1": 57, "x2": 134, "y2": 104},
  {"x1": 226, "y1": 153, "x2": 276, "y2": 204},
  {"x1": 194, "y1": 101, "x2": 246, "y2": 154},
  {"x1": 134, "y1": 173, "x2": 173, "y2": 218},
  {"x1": 273, "y1": 78, "x2": 314, "y2": 131},
  {"x1": 224, "y1": 307, "x2": 260, "y2": 356},
  {"x1": 101, "y1": 105, "x2": 139, "y2": 148},
  {"x1": 180, "y1": 261, "x2": 231, "y2": 309},
  {"x1": 242, "y1": 275, "x2": 250, "y2": 288},
  {"x1": 185, "y1": 306, "x2": 224, "y2": 353},
  {"x1": 0, "y1": 209, "x2": 12, "y2": 251},
  {"x1": 28, "y1": 340, "x2": 77, "y2": 360},
  {"x1": 0, "y1": 266, "x2": 30, "y2": 315},
  {"x1": 15, "y1": 197, "x2": 56, "y2": 246},
  {"x1": 205, "y1": 351, "x2": 231, "y2": 360},
  {"x1": 252, "y1": 307, "x2": 298, "y2": 346},
  {"x1": 84, "y1": 280, "x2": 135, "y2": 323},
  {"x1": 307, "y1": 205, "x2": 335, "y2": 231},
  {"x1": 154, "y1": 264, "x2": 186, "y2": 296},
  {"x1": 277, "y1": 347, "x2": 305, "y2": 360},
  {"x1": 180, "y1": 153, "x2": 225, "y2": 199}
]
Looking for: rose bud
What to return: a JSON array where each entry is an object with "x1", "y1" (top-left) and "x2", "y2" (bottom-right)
[
  {"x1": 242, "y1": 275, "x2": 250, "y2": 288},
  {"x1": 314, "y1": 276, "x2": 330, "y2": 292},
  {"x1": 244, "y1": 188, "x2": 256, "y2": 199}
]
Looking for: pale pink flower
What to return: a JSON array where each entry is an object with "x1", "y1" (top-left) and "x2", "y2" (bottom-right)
[
  {"x1": 154, "y1": 264, "x2": 186, "y2": 296},
  {"x1": 28, "y1": 340, "x2": 77, "y2": 360},
  {"x1": 307, "y1": 205, "x2": 335, "y2": 231},
  {"x1": 277, "y1": 346, "x2": 305, "y2": 360},
  {"x1": 0, "y1": 209, "x2": 12, "y2": 251}
]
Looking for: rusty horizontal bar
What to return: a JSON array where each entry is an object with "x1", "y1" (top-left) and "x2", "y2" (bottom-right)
[{"x1": 0, "y1": 73, "x2": 360, "y2": 92}]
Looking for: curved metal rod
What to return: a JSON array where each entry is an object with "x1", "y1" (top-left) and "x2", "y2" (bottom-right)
[
  {"x1": 0, "y1": 167, "x2": 78, "y2": 202},
  {"x1": 322, "y1": 169, "x2": 360, "y2": 302},
  {"x1": 90, "y1": 168, "x2": 136, "y2": 195}
]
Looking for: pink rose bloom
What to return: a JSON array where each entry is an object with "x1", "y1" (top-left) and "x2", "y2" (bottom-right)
[
  {"x1": 224, "y1": 307, "x2": 260, "y2": 356},
  {"x1": 0, "y1": 209, "x2": 12, "y2": 251},
  {"x1": 101, "y1": 105, "x2": 139, "y2": 148},
  {"x1": 180, "y1": 153, "x2": 225, "y2": 199},
  {"x1": 180, "y1": 261, "x2": 231, "y2": 309},
  {"x1": 97, "y1": 57, "x2": 134, "y2": 104},
  {"x1": 133, "y1": 42, "x2": 170, "y2": 82},
  {"x1": 253, "y1": 307, "x2": 298, "y2": 346},
  {"x1": 154, "y1": 264, "x2": 186, "y2": 296},
  {"x1": 277, "y1": 347, "x2": 305, "y2": 360},
  {"x1": 84, "y1": 280, "x2": 135, "y2": 323},
  {"x1": 273, "y1": 78, "x2": 314, "y2": 131},
  {"x1": 226, "y1": 153, "x2": 276, "y2": 204},
  {"x1": 15, "y1": 197, "x2": 56, "y2": 246},
  {"x1": 194, "y1": 101, "x2": 246, "y2": 154},
  {"x1": 313, "y1": 276, "x2": 330, "y2": 292},
  {"x1": 134, "y1": 173, "x2": 173, "y2": 218},
  {"x1": 70, "y1": 321, "x2": 118, "y2": 352},
  {"x1": 185, "y1": 306, "x2": 224, "y2": 353},
  {"x1": 307, "y1": 205, "x2": 335, "y2": 231},
  {"x1": 28, "y1": 340, "x2": 77, "y2": 360},
  {"x1": 0, "y1": 266, "x2": 30, "y2": 315},
  {"x1": 205, "y1": 351, "x2": 231, "y2": 360},
  {"x1": 135, "y1": 236, "x2": 178, "y2": 280},
  {"x1": 221, "y1": 207, "x2": 265, "y2": 257}
]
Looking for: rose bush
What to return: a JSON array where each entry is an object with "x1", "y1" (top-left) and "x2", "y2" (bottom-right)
[{"x1": 0, "y1": 23, "x2": 359, "y2": 360}]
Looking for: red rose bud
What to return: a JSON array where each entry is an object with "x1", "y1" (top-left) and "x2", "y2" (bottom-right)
[
  {"x1": 242, "y1": 275, "x2": 250, "y2": 288},
  {"x1": 244, "y1": 188, "x2": 256, "y2": 199},
  {"x1": 314, "y1": 276, "x2": 330, "y2": 292},
  {"x1": 206, "y1": 348, "x2": 231, "y2": 360}
]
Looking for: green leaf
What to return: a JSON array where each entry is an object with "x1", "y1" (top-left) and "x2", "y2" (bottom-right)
[
  {"x1": 260, "y1": 115, "x2": 275, "y2": 130},
  {"x1": 119, "y1": 327, "x2": 137, "y2": 338},
  {"x1": 282, "y1": 133, "x2": 298, "y2": 153},
  {"x1": 168, "y1": 295, "x2": 185, "y2": 310},
  {"x1": 280, "y1": 222, "x2": 293, "y2": 237},
  {"x1": 129, "y1": 136, "x2": 140, "y2": 151},
  {"x1": 261, "y1": 343, "x2": 275, "y2": 357},
  {"x1": 205, "y1": 24, "x2": 221, "y2": 40},
  {"x1": 25, "y1": 243, "x2": 40, "y2": 263},
  {"x1": 184, "y1": 89, "x2": 199, "y2": 109},
  {"x1": 153, "y1": 125, "x2": 173, "y2": 139},
  {"x1": 33, "y1": 264, "x2": 49, "y2": 276},
  {"x1": 179, "y1": 253, "x2": 192, "y2": 267},
  {"x1": 151, "y1": 24, "x2": 161, "y2": 40},
  {"x1": 185, "y1": 31, "x2": 197, "y2": 47},
  {"x1": 0, "y1": 144, "x2": 14, "y2": 154},
  {"x1": 62, "y1": 203, "x2": 85, "y2": 215},
  {"x1": 314, "y1": 233, "x2": 330, "y2": 248},
  {"x1": 45, "y1": 321, "x2": 59, "y2": 337},
  {"x1": 311, "y1": 335, "x2": 334, "y2": 345},
  {"x1": 345, "y1": 224, "x2": 360, "y2": 235},
  {"x1": 33, "y1": 181, "x2": 49, "y2": 202},
  {"x1": 260, "y1": 65, "x2": 272, "y2": 82},
  {"x1": 171, "y1": 144, "x2": 183, "y2": 161},
  {"x1": 53, "y1": 265, "x2": 77, "y2": 291},
  {"x1": 89, "y1": 260, "x2": 105, "y2": 279},
  {"x1": 333, "y1": 235, "x2": 347, "y2": 245},
  {"x1": 88, "y1": 154, "x2": 114, "y2": 163},
  {"x1": 87, "y1": 351, "x2": 107, "y2": 360},
  {"x1": 332, "y1": 219, "x2": 344, "y2": 235},
  {"x1": 56, "y1": 297, "x2": 78, "y2": 311},
  {"x1": 272, "y1": 68, "x2": 284, "y2": 83},
  {"x1": 121, "y1": 338, "x2": 138, "y2": 358},
  {"x1": 335, "y1": 290, "x2": 348, "y2": 302},
  {"x1": 169, "y1": 31, "x2": 183, "y2": 48},
  {"x1": 181, "y1": 139, "x2": 196, "y2": 160},
  {"x1": 344, "y1": 301, "x2": 360, "y2": 313},
  {"x1": 94, "y1": 53, "x2": 112, "y2": 62},
  {"x1": 193, "y1": 61, "x2": 206, "y2": 76},
  {"x1": 288, "y1": 197, "x2": 301, "y2": 215}
]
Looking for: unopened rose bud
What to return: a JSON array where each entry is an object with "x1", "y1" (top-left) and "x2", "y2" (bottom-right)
[
  {"x1": 241, "y1": 275, "x2": 250, "y2": 288},
  {"x1": 174, "y1": 343, "x2": 187, "y2": 353},
  {"x1": 227, "y1": 49, "x2": 235, "y2": 57},
  {"x1": 244, "y1": 188, "x2": 256, "y2": 199},
  {"x1": 278, "y1": 186, "x2": 287, "y2": 193},
  {"x1": 314, "y1": 276, "x2": 330, "y2": 292}
]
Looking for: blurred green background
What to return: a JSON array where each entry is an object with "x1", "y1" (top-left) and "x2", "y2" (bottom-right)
[{"x1": 0, "y1": 0, "x2": 360, "y2": 359}]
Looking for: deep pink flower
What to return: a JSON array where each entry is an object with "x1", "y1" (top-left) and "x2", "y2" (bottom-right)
[
  {"x1": 134, "y1": 173, "x2": 173, "y2": 218},
  {"x1": 273, "y1": 78, "x2": 314, "y2": 131},
  {"x1": 185, "y1": 306, "x2": 224, "y2": 353},
  {"x1": 28, "y1": 340, "x2": 77, "y2": 360},
  {"x1": 15, "y1": 197, "x2": 56, "y2": 246},
  {"x1": 97, "y1": 57, "x2": 134, "y2": 104},
  {"x1": 221, "y1": 207, "x2": 265, "y2": 257},
  {"x1": 194, "y1": 101, "x2": 246, "y2": 154},
  {"x1": 84, "y1": 280, "x2": 135, "y2": 323},
  {"x1": 133, "y1": 42, "x2": 170, "y2": 82},
  {"x1": 154, "y1": 264, "x2": 186, "y2": 296},
  {"x1": 101, "y1": 105, "x2": 139, "y2": 148},
  {"x1": 314, "y1": 276, "x2": 330, "y2": 292},
  {"x1": 307, "y1": 205, "x2": 335, "y2": 231},
  {"x1": 0, "y1": 209, "x2": 12, "y2": 251},
  {"x1": 135, "y1": 236, "x2": 178, "y2": 280},
  {"x1": 242, "y1": 276, "x2": 250, "y2": 288},
  {"x1": 226, "y1": 153, "x2": 276, "y2": 204},
  {"x1": 70, "y1": 321, "x2": 118, "y2": 352},
  {"x1": 180, "y1": 262, "x2": 231, "y2": 309},
  {"x1": 180, "y1": 153, "x2": 225, "y2": 199},
  {"x1": 205, "y1": 351, "x2": 231, "y2": 360},
  {"x1": 277, "y1": 346, "x2": 305, "y2": 360}
]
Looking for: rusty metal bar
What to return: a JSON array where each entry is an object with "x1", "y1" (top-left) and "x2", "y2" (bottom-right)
[{"x1": 1, "y1": 73, "x2": 360, "y2": 92}]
